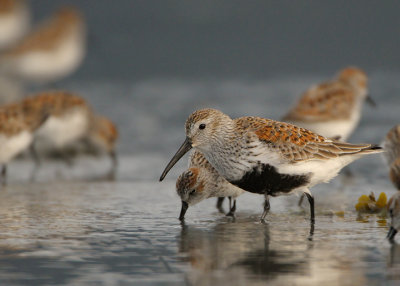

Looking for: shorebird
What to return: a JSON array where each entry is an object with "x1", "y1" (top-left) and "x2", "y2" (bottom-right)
[
  {"x1": 20, "y1": 91, "x2": 118, "y2": 169},
  {"x1": 283, "y1": 67, "x2": 374, "y2": 141},
  {"x1": 0, "y1": 0, "x2": 29, "y2": 50},
  {"x1": 160, "y1": 108, "x2": 383, "y2": 222},
  {"x1": 0, "y1": 6, "x2": 86, "y2": 84},
  {"x1": 0, "y1": 101, "x2": 47, "y2": 182},
  {"x1": 176, "y1": 150, "x2": 244, "y2": 220}
]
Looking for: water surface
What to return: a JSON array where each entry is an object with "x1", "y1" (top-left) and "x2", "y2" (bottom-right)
[{"x1": 1, "y1": 75, "x2": 400, "y2": 285}]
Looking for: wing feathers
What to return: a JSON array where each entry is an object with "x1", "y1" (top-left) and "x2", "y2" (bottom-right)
[{"x1": 236, "y1": 116, "x2": 382, "y2": 163}]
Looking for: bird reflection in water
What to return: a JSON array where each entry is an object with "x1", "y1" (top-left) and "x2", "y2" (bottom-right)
[
  {"x1": 178, "y1": 218, "x2": 309, "y2": 284},
  {"x1": 388, "y1": 242, "x2": 400, "y2": 280}
]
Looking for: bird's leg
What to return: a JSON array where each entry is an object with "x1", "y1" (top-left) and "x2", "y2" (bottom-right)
[
  {"x1": 298, "y1": 193, "x2": 305, "y2": 206},
  {"x1": 229, "y1": 196, "x2": 232, "y2": 210},
  {"x1": 29, "y1": 143, "x2": 41, "y2": 167},
  {"x1": 104, "y1": 151, "x2": 118, "y2": 181},
  {"x1": 216, "y1": 197, "x2": 225, "y2": 213},
  {"x1": 305, "y1": 192, "x2": 315, "y2": 223},
  {"x1": 226, "y1": 197, "x2": 236, "y2": 217},
  {"x1": 29, "y1": 143, "x2": 41, "y2": 182},
  {"x1": 387, "y1": 226, "x2": 398, "y2": 242},
  {"x1": 308, "y1": 220, "x2": 315, "y2": 241},
  {"x1": 109, "y1": 150, "x2": 118, "y2": 171},
  {"x1": 260, "y1": 195, "x2": 270, "y2": 222},
  {"x1": 1, "y1": 165, "x2": 7, "y2": 186}
]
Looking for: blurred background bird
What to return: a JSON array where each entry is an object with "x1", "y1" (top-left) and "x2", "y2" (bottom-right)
[
  {"x1": 0, "y1": 6, "x2": 86, "y2": 85},
  {"x1": 20, "y1": 91, "x2": 118, "y2": 171},
  {"x1": 0, "y1": 99, "x2": 48, "y2": 183},
  {"x1": 0, "y1": 1, "x2": 114, "y2": 179},
  {"x1": 283, "y1": 67, "x2": 374, "y2": 142},
  {"x1": 0, "y1": 0, "x2": 30, "y2": 104}
]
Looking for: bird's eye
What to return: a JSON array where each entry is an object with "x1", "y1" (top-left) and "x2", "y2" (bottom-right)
[
  {"x1": 199, "y1": 124, "x2": 206, "y2": 130},
  {"x1": 190, "y1": 190, "x2": 196, "y2": 195}
]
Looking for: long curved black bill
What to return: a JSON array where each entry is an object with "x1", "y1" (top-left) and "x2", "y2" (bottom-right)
[
  {"x1": 387, "y1": 226, "x2": 398, "y2": 241},
  {"x1": 179, "y1": 201, "x2": 189, "y2": 220},
  {"x1": 159, "y1": 137, "x2": 192, "y2": 181},
  {"x1": 366, "y1": 95, "x2": 377, "y2": 107}
]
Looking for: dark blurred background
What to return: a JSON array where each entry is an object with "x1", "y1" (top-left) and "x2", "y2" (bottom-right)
[{"x1": 32, "y1": 0, "x2": 400, "y2": 81}]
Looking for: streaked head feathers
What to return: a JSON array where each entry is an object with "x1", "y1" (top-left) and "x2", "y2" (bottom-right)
[
  {"x1": 185, "y1": 108, "x2": 230, "y2": 147},
  {"x1": 337, "y1": 66, "x2": 368, "y2": 89},
  {"x1": 176, "y1": 167, "x2": 208, "y2": 206}
]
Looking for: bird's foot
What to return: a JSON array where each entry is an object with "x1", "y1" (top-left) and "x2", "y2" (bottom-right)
[{"x1": 226, "y1": 211, "x2": 235, "y2": 218}]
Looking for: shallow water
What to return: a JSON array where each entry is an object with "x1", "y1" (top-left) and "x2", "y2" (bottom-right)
[
  {"x1": 2, "y1": 74, "x2": 400, "y2": 285},
  {"x1": 0, "y1": 153, "x2": 398, "y2": 286}
]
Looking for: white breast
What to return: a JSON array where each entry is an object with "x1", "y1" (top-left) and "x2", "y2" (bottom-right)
[
  {"x1": 278, "y1": 154, "x2": 364, "y2": 188},
  {"x1": 0, "y1": 131, "x2": 32, "y2": 164},
  {"x1": 36, "y1": 108, "x2": 89, "y2": 149}
]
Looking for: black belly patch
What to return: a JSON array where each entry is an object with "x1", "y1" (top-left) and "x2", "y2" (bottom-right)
[{"x1": 230, "y1": 163, "x2": 310, "y2": 196}]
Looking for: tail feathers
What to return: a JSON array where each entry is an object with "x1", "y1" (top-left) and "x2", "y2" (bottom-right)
[
  {"x1": 360, "y1": 144, "x2": 384, "y2": 154},
  {"x1": 370, "y1": 145, "x2": 383, "y2": 150},
  {"x1": 334, "y1": 142, "x2": 384, "y2": 156},
  {"x1": 355, "y1": 144, "x2": 384, "y2": 155}
]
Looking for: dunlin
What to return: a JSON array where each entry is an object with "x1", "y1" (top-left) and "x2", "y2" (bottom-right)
[
  {"x1": 22, "y1": 91, "x2": 91, "y2": 151},
  {"x1": 176, "y1": 150, "x2": 244, "y2": 220},
  {"x1": 20, "y1": 91, "x2": 118, "y2": 168},
  {"x1": 0, "y1": 0, "x2": 29, "y2": 50},
  {"x1": 283, "y1": 67, "x2": 374, "y2": 141},
  {"x1": 0, "y1": 101, "x2": 47, "y2": 181},
  {"x1": 0, "y1": 6, "x2": 85, "y2": 83},
  {"x1": 160, "y1": 108, "x2": 382, "y2": 222}
]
